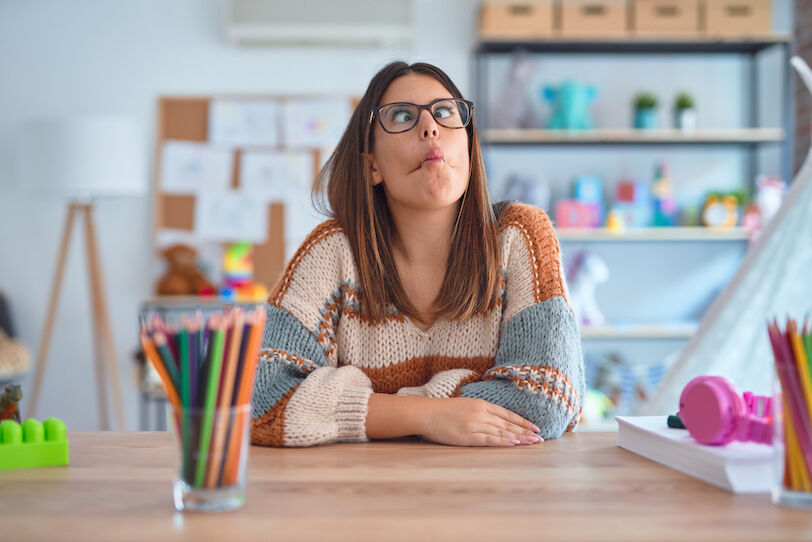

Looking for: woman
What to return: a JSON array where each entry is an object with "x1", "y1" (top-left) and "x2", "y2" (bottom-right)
[{"x1": 251, "y1": 61, "x2": 583, "y2": 447}]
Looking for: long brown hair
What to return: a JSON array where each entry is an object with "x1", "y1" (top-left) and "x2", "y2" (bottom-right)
[{"x1": 313, "y1": 61, "x2": 501, "y2": 325}]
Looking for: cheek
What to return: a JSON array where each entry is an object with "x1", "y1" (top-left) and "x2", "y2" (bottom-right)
[
  {"x1": 451, "y1": 134, "x2": 470, "y2": 178},
  {"x1": 374, "y1": 139, "x2": 409, "y2": 179}
]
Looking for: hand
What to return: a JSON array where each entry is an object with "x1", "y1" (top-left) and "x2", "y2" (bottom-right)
[{"x1": 418, "y1": 397, "x2": 543, "y2": 447}]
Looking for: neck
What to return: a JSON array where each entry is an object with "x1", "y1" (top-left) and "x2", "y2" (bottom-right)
[{"x1": 388, "y1": 201, "x2": 459, "y2": 269}]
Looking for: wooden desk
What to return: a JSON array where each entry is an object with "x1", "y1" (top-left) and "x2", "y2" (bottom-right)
[{"x1": 1, "y1": 432, "x2": 810, "y2": 541}]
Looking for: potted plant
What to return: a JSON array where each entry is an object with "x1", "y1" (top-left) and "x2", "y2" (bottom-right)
[
  {"x1": 633, "y1": 92, "x2": 658, "y2": 129},
  {"x1": 674, "y1": 92, "x2": 697, "y2": 131}
]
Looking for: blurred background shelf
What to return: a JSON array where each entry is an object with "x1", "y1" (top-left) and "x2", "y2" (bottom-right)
[
  {"x1": 580, "y1": 323, "x2": 698, "y2": 340},
  {"x1": 557, "y1": 227, "x2": 750, "y2": 242},
  {"x1": 477, "y1": 36, "x2": 793, "y2": 55},
  {"x1": 484, "y1": 128, "x2": 785, "y2": 146}
]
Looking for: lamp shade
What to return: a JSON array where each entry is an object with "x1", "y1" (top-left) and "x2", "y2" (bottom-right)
[{"x1": 19, "y1": 117, "x2": 147, "y2": 198}]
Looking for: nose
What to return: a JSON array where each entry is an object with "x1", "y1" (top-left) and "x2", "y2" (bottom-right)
[{"x1": 417, "y1": 109, "x2": 439, "y2": 140}]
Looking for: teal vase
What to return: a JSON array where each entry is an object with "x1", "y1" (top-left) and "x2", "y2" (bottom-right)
[{"x1": 634, "y1": 108, "x2": 657, "y2": 129}]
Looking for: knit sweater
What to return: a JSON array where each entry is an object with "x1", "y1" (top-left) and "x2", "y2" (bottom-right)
[{"x1": 250, "y1": 202, "x2": 584, "y2": 447}]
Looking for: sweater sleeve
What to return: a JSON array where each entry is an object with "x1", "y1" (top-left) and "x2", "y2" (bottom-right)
[
  {"x1": 451, "y1": 204, "x2": 584, "y2": 439},
  {"x1": 250, "y1": 221, "x2": 374, "y2": 447}
]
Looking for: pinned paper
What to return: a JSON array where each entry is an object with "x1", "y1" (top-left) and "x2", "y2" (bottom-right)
[
  {"x1": 194, "y1": 190, "x2": 268, "y2": 243},
  {"x1": 282, "y1": 99, "x2": 351, "y2": 148},
  {"x1": 160, "y1": 141, "x2": 233, "y2": 194},
  {"x1": 240, "y1": 151, "x2": 314, "y2": 202},
  {"x1": 208, "y1": 100, "x2": 280, "y2": 147}
]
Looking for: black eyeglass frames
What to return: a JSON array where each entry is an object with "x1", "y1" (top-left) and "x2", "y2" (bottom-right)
[{"x1": 369, "y1": 98, "x2": 474, "y2": 134}]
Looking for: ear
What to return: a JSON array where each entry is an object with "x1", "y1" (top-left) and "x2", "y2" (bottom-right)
[{"x1": 366, "y1": 153, "x2": 384, "y2": 186}]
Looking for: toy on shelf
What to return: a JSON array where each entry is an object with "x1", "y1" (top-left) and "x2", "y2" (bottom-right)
[
  {"x1": 743, "y1": 175, "x2": 786, "y2": 239},
  {"x1": 605, "y1": 208, "x2": 626, "y2": 233},
  {"x1": 0, "y1": 385, "x2": 21, "y2": 423},
  {"x1": 566, "y1": 250, "x2": 609, "y2": 326},
  {"x1": 0, "y1": 417, "x2": 69, "y2": 470},
  {"x1": 221, "y1": 242, "x2": 268, "y2": 302},
  {"x1": 501, "y1": 173, "x2": 550, "y2": 210},
  {"x1": 702, "y1": 191, "x2": 745, "y2": 230},
  {"x1": 156, "y1": 244, "x2": 216, "y2": 297},
  {"x1": 582, "y1": 388, "x2": 615, "y2": 425},
  {"x1": 555, "y1": 200, "x2": 595, "y2": 228},
  {"x1": 543, "y1": 80, "x2": 597, "y2": 131},
  {"x1": 573, "y1": 175, "x2": 605, "y2": 227},
  {"x1": 614, "y1": 178, "x2": 652, "y2": 227},
  {"x1": 585, "y1": 351, "x2": 670, "y2": 416},
  {"x1": 490, "y1": 51, "x2": 537, "y2": 130},
  {"x1": 651, "y1": 161, "x2": 677, "y2": 226}
]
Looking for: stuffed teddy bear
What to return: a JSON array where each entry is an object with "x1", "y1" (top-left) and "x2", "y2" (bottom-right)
[{"x1": 155, "y1": 244, "x2": 215, "y2": 296}]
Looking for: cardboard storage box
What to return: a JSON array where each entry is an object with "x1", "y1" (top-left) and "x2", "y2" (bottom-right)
[
  {"x1": 479, "y1": 1, "x2": 555, "y2": 40},
  {"x1": 560, "y1": 0, "x2": 628, "y2": 39},
  {"x1": 703, "y1": 0, "x2": 772, "y2": 37},
  {"x1": 632, "y1": 0, "x2": 700, "y2": 37}
]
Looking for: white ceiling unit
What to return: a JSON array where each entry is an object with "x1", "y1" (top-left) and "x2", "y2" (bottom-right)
[{"x1": 222, "y1": 0, "x2": 416, "y2": 46}]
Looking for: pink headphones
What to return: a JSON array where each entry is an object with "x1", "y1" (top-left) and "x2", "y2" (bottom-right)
[{"x1": 678, "y1": 376, "x2": 773, "y2": 446}]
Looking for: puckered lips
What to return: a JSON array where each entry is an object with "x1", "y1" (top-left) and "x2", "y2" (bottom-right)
[{"x1": 421, "y1": 146, "x2": 444, "y2": 167}]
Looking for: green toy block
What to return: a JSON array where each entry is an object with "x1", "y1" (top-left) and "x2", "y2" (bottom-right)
[{"x1": 0, "y1": 417, "x2": 69, "y2": 470}]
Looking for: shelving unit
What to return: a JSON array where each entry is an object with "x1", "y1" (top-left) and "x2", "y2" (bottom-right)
[
  {"x1": 473, "y1": 35, "x2": 793, "y2": 423},
  {"x1": 484, "y1": 128, "x2": 785, "y2": 146},
  {"x1": 557, "y1": 226, "x2": 750, "y2": 242},
  {"x1": 474, "y1": 37, "x2": 794, "y2": 185},
  {"x1": 580, "y1": 322, "x2": 697, "y2": 340}
]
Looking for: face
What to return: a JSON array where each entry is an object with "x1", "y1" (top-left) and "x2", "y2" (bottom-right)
[{"x1": 367, "y1": 73, "x2": 470, "y2": 213}]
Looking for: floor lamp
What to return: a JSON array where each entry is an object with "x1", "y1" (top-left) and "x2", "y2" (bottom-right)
[{"x1": 20, "y1": 117, "x2": 146, "y2": 430}]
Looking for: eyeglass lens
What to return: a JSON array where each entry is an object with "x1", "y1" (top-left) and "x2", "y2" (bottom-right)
[{"x1": 379, "y1": 100, "x2": 470, "y2": 133}]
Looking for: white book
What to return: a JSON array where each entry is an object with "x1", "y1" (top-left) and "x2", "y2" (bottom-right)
[{"x1": 616, "y1": 416, "x2": 775, "y2": 494}]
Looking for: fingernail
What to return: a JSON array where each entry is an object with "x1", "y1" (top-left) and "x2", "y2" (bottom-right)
[
  {"x1": 531, "y1": 424, "x2": 540, "y2": 432},
  {"x1": 525, "y1": 435, "x2": 537, "y2": 444},
  {"x1": 509, "y1": 439, "x2": 520, "y2": 445}
]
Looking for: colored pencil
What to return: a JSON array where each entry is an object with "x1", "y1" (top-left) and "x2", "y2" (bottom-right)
[
  {"x1": 767, "y1": 318, "x2": 812, "y2": 494},
  {"x1": 224, "y1": 307, "x2": 265, "y2": 485},
  {"x1": 139, "y1": 331, "x2": 180, "y2": 408},
  {"x1": 194, "y1": 316, "x2": 226, "y2": 488},
  {"x1": 140, "y1": 306, "x2": 265, "y2": 489},
  {"x1": 206, "y1": 309, "x2": 244, "y2": 489}
]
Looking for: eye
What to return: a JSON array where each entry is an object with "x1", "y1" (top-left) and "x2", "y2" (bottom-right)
[
  {"x1": 388, "y1": 107, "x2": 414, "y2": 124},
  {"x1": 433, "y1": 105, "x2": 455, "y2": 119}
]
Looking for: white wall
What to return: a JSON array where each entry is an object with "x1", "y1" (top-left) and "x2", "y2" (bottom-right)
[
  {"x1": 0, "y1": 0, "x2": 793, "y2": 429},
  {"x1": 0, "y1": 0, "x2": 476, "y2": 430}
]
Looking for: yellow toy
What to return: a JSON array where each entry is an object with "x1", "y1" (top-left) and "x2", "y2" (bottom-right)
[
  {"x1": 702, "y1": 193, "x2": 742, "y2": 230},
  {"x1": 221, "y1": 242, "x2": 268, "y2": 302}
]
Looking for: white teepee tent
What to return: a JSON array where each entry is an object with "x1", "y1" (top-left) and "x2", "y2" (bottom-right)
[{"x1": 642, "y1": 57, "x2": 812, "y2": 415}]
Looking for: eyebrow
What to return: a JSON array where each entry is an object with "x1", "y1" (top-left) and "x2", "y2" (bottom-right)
[{"x1": 382, "y1": 97, "x2": 453, "y2": 105}]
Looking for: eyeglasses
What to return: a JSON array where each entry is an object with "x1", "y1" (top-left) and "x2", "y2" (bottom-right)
[{"x1": 370, "y1": 98, "x2": 474, "y2": 134}]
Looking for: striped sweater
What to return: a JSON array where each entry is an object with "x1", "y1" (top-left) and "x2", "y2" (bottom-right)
[{"x1": 250, "y1": 202, "x2": 584, "y2": 447}]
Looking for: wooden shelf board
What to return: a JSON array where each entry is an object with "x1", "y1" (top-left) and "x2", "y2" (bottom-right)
[
  {"x1": 476, "y1": 36, "x2": 792, "y2": 54},
  {"x1": 557, "y1": 227, "x2": 750, "y2": 242},
  {"x1": 580, "y1": 323, "x2": 698, "y2": 339},
  {"x1": 484, "y1": 128, "x2": 785, "y2": 145}
]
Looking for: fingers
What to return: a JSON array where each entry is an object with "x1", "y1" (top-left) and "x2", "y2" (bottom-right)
[
  {"x1": 478, "y1": 434, "x2": 522, "y2": 447},
  {"x1": 474, "y1": 423, "x2": 543, "y2": 446},
  {"x1": 487, "y1": 404, "x2": 540, "y2": 434},
  {"x1": 481, "y1": 417, "x2": 539, "y2": 442},
  {"x1": 474, "y1": 432, "x2": 541, "y2": 447}
]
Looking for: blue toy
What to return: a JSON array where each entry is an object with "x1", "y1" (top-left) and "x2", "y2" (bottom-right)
[
  {"x1": 614, "y1": 178, "x2": 652, "y2": 227},
  {"x1": 652, "y1": 161, "x2": 677, "y2": 226},
  {"x1": 573, "y1": 175, "x2": 605, "y2": 227},
  {"x1": 543, "y1": 80, "x2": 597, "y2": 131}
]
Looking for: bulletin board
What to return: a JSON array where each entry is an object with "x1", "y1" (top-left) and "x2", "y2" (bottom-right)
[{"x1": 152, "y1": 94, "x2": 358, "y2": 290}]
